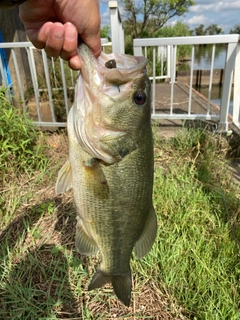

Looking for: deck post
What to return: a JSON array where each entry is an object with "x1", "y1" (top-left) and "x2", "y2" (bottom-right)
[
  {"x1": 233, "y1": 40, "x2": 240, "y2": 128},
  {"x1": 108, "y1": 1, "x2": 125, "y2": 54},
  {"x1": 218, "y1": 42, "x2": 237, "y2": 131}
]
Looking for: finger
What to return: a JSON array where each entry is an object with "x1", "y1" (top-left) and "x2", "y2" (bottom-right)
[
  {"x1": 68, "y1": 55, "x2": 82, "y2": 70},
  {"x1": 45, "y1": 22, "x2": 65, "y2": 57},
  {"x1": 25, "y1": 22, "x2": 53, "y2": 49},
  {"x1": 60, "y1": 22, "x2": 78, "y2": 61}
]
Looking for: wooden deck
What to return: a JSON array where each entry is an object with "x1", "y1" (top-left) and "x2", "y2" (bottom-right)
[{"x1": 152, "y1": 81, "x2": 234, "y2": 138}]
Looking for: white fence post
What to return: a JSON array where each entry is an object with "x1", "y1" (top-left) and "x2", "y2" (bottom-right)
[
  {"x1": 233, "y1": 41, "x2": 240, "y2": 128},
  {"x1": 108, "y1": 1, "x2": 124, "y2": 54},
  {"x1": 218, "y1": 42, "x2": 238, "y2": 132}
]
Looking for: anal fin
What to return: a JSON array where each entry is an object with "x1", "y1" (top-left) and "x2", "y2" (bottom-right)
[
  {"x1": 134, "y1": 206, "x2": 157, "y2": 259},
  {"x1": 75, "y1": 217, "x2": 98, "y2": 256}
]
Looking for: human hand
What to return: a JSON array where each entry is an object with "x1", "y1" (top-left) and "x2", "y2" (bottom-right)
[{"x1": 19, "y1": 0, "x2": 101, "y2": 70}]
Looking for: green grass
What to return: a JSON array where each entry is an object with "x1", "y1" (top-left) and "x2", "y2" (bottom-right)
[{"x1": 0, "y1": 107, "x2": 240, "y2": 319}]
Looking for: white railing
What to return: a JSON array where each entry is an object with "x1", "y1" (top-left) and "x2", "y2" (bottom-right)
[
  {"x1": 0, "y1": 40, "x2": 109, "y2": 128},
  {"x1": 1, "y1": 35, "x2": 240, "y2": 131},
  {"x1": 134, "y1": 35, "x2": 240, "y2": 131}
]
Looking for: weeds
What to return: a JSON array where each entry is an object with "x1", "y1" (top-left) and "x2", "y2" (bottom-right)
[
  {"x1": 0, "y1": 88, "x2": 50, "y2": 227},
  {"x1": 0, "y1": 89, "x2": 48, "y2": 178},
  {"x1": 0, "y1": 124, "x2": 240, "y2": 319}
]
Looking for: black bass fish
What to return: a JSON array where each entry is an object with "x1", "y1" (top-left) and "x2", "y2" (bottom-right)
[{"x1": 56, "y1": 44, "x2": 157, "y2": 307}]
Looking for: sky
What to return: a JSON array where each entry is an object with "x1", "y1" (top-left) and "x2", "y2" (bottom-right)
[{"x1": 99, "y1": 0, "x2": 240, "y2": 34}]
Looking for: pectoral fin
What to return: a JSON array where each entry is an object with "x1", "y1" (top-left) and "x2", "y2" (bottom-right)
[
  {"x1": 55, "y1": 160, "x2": 72, "y2": 194},
  {"x1": 134, "y1": 207, "x2": 157, "y2": 259},
  {"x1": 75, "y1": 217, "x2": 98, "y2": 256},
  {"x1": 83, "y1": 157, "x2": 109, "y2": 199}
]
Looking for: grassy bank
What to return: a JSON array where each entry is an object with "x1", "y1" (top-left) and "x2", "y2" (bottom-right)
[{"x1": 0, "y1": 95, "x2": 239, "y2": 319}]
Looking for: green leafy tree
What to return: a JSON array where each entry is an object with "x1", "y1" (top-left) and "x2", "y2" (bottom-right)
[
  {"x1": 121, "y1": 0, "x2": 195, "y2": 39},
  {"x1": 230, "y1": 24, "x2": 240, "y2": 34},
  {"x1": 193, "y1": 24, "x2": 206, "y2": 36},
  {"x1": 154, "y1": 21, "x2": 191, "y2": 38},
  {"x1": 154, "y1": 22, "x2": 192, "y2": 60},
  {"x1": 193, "y1": 23, "x2": 223, "y2": 36},
  {"x1": 205, "y1": 24, "x2": 223, "y2": 35},
  {"x1": 100, "y1": 25, "x2": 111, "y2": 40}
]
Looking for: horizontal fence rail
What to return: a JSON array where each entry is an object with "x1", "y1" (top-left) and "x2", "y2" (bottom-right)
[{"x1": 134, "y1": 35, "x2": 240, "y2": 131}]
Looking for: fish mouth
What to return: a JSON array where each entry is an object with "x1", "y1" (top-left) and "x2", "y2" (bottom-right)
[{"x1": 78, "y1": 44, "x2": 148, "y2": 89}]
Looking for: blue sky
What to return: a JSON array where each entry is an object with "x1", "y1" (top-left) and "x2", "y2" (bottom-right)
[{"x1": 99, "y1": 0, "x2": 240, "y2": 34}]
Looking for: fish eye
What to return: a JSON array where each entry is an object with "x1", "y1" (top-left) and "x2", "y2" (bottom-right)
[{"x1": 133, "y1": 91, "x2": 147, "y2": 105}]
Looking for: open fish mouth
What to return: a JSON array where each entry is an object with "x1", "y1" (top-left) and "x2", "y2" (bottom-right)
[{"x1": 78, "y1": 44, "x2": 148, "y2": 89}]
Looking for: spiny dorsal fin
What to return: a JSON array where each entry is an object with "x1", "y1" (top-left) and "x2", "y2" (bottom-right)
[
  {"x1": 134, "y1": 206, "x2": 157, "y2": 259},
  {"x1": 55, "y1": 160, "x2": 72, "y2": 194}
]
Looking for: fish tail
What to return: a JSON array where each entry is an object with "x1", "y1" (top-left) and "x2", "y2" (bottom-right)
[{"x1": 88, "y1": 269, "x2": 132, "y2": 307}]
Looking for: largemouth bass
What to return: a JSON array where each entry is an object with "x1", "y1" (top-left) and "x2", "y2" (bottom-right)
[{"x1": 56, "y1": 44, "x2": 157, "y2": 307}]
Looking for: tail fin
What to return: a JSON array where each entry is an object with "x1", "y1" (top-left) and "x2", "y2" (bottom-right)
[{"x1": 88, "y1": 269, "x2": 132, "y2": 307}]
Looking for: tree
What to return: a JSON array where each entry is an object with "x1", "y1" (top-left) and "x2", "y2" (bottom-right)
[
  {"x1": 205, "y1": 24, "x2": 223, "y2": 35},
  {"x1": 100, "y1": 25, "x2": 111, "y2": 40},
  {"x1": 230, "y1": 25, "x2": 240, "y2": 34},
  {"x1": 192, "y1": 23, "x2": 223, "y2": 36},
  {"x1": 121, "y1": 0, "x2": 195, "y2": 39},
  {"x1": 154, "y1": 21, "x2": 191, "y2": 38},
  {"x1": 193, "y1": 24, "x2": 206, "y2": 36},
  {"x1": 154, "y1": 22, "x2": 192, "y2": 60}
]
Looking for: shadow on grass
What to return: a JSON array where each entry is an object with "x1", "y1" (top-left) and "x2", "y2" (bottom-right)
[{"x1": 0, "y1": 196, "x2": 90, "y2": 319}]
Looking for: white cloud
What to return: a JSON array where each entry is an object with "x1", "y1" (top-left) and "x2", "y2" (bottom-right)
[
  {"x1": 186, "y1": 15, "x2": 211, "y2": 26},
  {"x1": 190, "y1": 1, "x2": 240, "y2": 13}
]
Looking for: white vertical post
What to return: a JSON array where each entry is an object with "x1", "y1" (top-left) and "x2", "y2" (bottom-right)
[
  {"x1": 167, "y1": 45, "x2": 171, "y2": 78},
  {"x1": 26, "y1": 47, "x2": 42, "y2": 122},
  {"x1": 59, "y1": 58, "x2": 69, "y2": 115},
  {"x1": 219, "y1": 42, "x2": 237, "y2": 131},
  {"x1": 170, "y1": 45, "x2": 176, "y2": 115},
  {"x1": 207, "y1": 44, "x2": 215, "y2": 115},
  {"x1": 109, "y1": 1, "x2": 124, "y2": 54},
  {"x1": 152, "y1": 47, "x2": 156, "y2": 115},
  {"x1": 233, "y1": 40, "x2": 240, "y2": 127},
  {"x1": 188, "y1": 45, "x2": 195, "y2": 115},
  {"x1": 11, "y1": 48, "x2": 26, "y2": 113},
  {"x1": 42, "y1": 50, "x2": 56, "y2": 122}
]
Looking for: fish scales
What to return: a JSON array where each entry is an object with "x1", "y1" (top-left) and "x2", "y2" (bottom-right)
[{"x1": 56, "y1": 44, "x2": 157, "y2": 307}]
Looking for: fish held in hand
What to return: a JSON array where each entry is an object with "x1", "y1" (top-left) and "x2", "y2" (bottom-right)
[{"x1": 56, "y1": 44, "x2": 157, "y2": 307}]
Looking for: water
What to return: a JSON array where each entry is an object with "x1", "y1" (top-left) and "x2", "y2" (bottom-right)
[
  {"x1": 179, "y1": 45, "x2": 234, "y2": 116},
  {"x1": 178, "y1": 44, "x2": 227, "y2": 71},
  {"x1": 195, "y1": 85, "x2": 234, "y2": 116}
]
